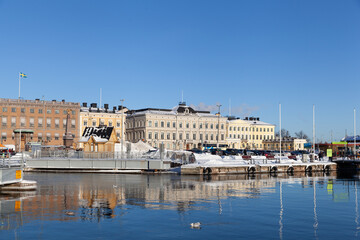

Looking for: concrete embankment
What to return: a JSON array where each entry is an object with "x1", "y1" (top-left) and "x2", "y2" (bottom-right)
[
  {"x1": 181, "y1": 162, "x2": 337, "y2": 175},
  {"x1": 24, "y1": 158, "x2": 172, "y2": 173}
]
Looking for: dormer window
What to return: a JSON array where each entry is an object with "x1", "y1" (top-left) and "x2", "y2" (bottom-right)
[{"x1": 185, "y1": 108, "x2": 189, "y2": 114}]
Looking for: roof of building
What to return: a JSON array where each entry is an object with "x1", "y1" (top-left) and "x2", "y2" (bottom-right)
[
  {"x1": 228, "y1": 118, "x2": 275, "y2": 126},
  {"x1": 127, "y1": 103, "x2": 223, "y2": 118},
  {"x1": 78, "y1": 126, "x2": 114, "y2": 143}
]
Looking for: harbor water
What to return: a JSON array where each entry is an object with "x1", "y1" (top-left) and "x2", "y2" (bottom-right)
[{"x1": 0, "y1": 171, "x2": 359, "y2": 239}]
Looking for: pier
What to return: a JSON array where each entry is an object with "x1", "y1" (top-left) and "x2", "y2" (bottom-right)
[
  {"x1": 25, "y1": 158, "x2": 172, "y2": 173},
  {"x1": 181, "y1": 162, "x2": 337, "y2": 175}
]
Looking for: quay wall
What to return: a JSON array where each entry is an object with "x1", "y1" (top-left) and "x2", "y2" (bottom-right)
[
  {"x1": 25, "y1": 158, "x2": 171, "y2": 172},
  {"x1": 181, "y1": 163, "x2": 337, "y2": 175}
]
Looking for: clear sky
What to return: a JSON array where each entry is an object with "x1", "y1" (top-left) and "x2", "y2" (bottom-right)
[{"x1": 1, "y1": 0, "x2": 359, "y2": 142}]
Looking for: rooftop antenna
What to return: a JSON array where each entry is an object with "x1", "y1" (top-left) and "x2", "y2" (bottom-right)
[{"x1": 181, "y1": 90, "x2": 184, "y2": 103}]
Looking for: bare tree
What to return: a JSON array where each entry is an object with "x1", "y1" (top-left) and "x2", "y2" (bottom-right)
[
  {"x1": 276, "y1": 129, "x2": 291, "y2": 138},
  {"x1": 295, "y1": 130, "x2": 310, "y2": 142}
]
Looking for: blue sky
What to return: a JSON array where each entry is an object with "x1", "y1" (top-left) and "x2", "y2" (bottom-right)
[{"x1": 0, "y1": 0, "x2": 359, "y2": 141}]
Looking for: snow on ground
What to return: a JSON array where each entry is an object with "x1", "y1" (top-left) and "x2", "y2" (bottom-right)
[{"x1": 182, "y1": 153, "x2": 313, "y2": 168}]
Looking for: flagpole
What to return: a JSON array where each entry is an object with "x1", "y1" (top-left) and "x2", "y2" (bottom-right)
[{"x1": 18, "y1": 72, "x2": 21, "y2": 99}]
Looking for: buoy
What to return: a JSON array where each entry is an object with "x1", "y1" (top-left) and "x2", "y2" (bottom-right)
[{"x1": 190, "y1": 222, "x2": 201, "y2": 228}]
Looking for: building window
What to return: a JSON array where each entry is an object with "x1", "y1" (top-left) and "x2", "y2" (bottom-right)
[
  {"x1": 37, "y1": 133, "x2": 42, "y2": 141},
  {"x1": 210, "y1": 134, "x2": 213, "y2": 140},
  {"x1": 148, "y1": 121, "x2": 152, "y2": 127},
  {"x1": 230, "y1": 127, "x2": 232, "y2": 131},
  {"x1": 161, "y1": 121, "x2": 164, "y2": 127},
  {"x1": 55, "y1": 118, "x2": 60, "y2": 128},
  {"x1": 216, "y1": 124, "x2": 218, "y2": 129},
  {"x1": 38, "y1": 118, "x2": 43, "y2": 127},
  {"x1": 161, "y1": 132, "x2": 164, "y2": 140},
  {"x1": 205, "y1": 123, "x2": 208, "y2": 129},
  {"x1": 179, "y1": 133, "x2": 183, "y2": 140},
  {"x1": 20, "y1": 117, "x2": 25, "y2": 127},
  {"x1": 186, "y1": 123, "x2": 189, "y2": 128},
  {"x1": 167, "y1": 133, "x2": 170, "y2": 139},
  {"x1": 92, "y1": 120, "x2": 96, "y2": 127},
  {"x1": 200, "y1": 134, "x2": 203, "y2": 140},
  {"x1": 11, "y1": 108, "x2": 16, "y2": 113},
  {"x1": 29, "y1": 118, "x2": 35, "y2": 127},
  {"x1": 55, "y1": 134, "x2": 60, "y2": 140},
  {"x1": 167, "y1": 122, "x2": 170, "y2": 128},
  {"x1": 1, "y1": 133, "x2": 6, "y2": 141},
  {"x1": 47, "y1": 118, "x2": 51, "y2": 128},
  {"x1": 193, "y1": 134, "x2": 196, "y2": 140},
  {"x1": 186, "y1": 133, "x2": 189, "y2": 140},
  {"x1": 29, "y1": 108, "x2": 34, "y2": 113},
  {"x1": 205, "y1": 134, "x2": 208, "y2": 140},
  {"x1": 71, "y1": 119, "x2": 76, "y2": 128},
  {"x1": 109, "y1": 121, "x2": 113, "y2": 127},
  {"x1": 179, "y1": 123, "x2": 183, "y2": 128},
  {"x1": 154, "y1": 121, "x2": 158, "y2": 127},
  {"x1": 221, "y1": 134, "x2": 224, "y2": 140},
  {"x1": 63, "y1": 110, "x2": 67, "y2": 115},
  {"x1": 72, "y1": 111, "x2": 75, "y2": 115},
  {"x1": 154, "y1": 132, "x2": 158, "y2": 139},
  {"x1": 117, "y1": 121, "x2": 121, "y2": 127},
  {"x1": 193, "y1": 123, "x2": 196, "y2": 128},
  {"x1": 1, "y1": 117, "x2": 7, "y2": 127},
  {"x1": 39, "y1": 109, "x2": 43, "y2": 114},
  {"x1": 46, "y1": 133, "x2": 51, "y2": 141},
  {"x1": 84, "y1": 120, "x2": 87, "y2": 126},
  {"x1": 173, "y1": 133, "x2": 176, "y2": 140},
  {"x1": 172, "y1": 122, "x2": 175, "y2": 128},
  {"x1": 2, "y1": 107, "x2": 7, "y2": 112},
  {"x1": 55, "y1": 110, "x2": 59, "y2": 114},
  {"x1": 210, "y1": 124, "x2": 213, "y2": 129},
  {"x1": 200, "y1": 123, "x2": 203, "y2": 129},
  {"x1": 47, "y1": 109, "x2": 51, "y2": 114}
]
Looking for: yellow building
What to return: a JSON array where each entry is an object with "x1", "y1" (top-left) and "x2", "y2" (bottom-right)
[
  {"x1": 226, "y1": 117, "x2": 275, "y2": 150},
  {"x1": 79, "y1": 103, "x2": 127, "y2": 148},
  {"x1": 263, "y1": 137, "x2": 307, "y2": 151}
]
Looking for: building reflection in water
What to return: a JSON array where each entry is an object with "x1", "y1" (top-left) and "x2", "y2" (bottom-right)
[{"x1": 2, "y1": 171, "x2": 359, "y2": 233}]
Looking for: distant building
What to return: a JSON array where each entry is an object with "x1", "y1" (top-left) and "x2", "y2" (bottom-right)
[
  {"x1": 226, "y1": 117, "x2": 275, "y2": 150},
  {"x1": 78, "y1": 126, "x2": 117, "y2": 152},
  {"x1": 126, "y1": 102, "x2": 227, "y2": 150},
  {"x1": 263, "y1": 137, "x2": 307, "y2": 151},
  {"x1": 0, "y1": 98, "x2": 80, "y2": 152},
  {"x1": 79, "y1": 102, "x2": 127, "y2": 149}
]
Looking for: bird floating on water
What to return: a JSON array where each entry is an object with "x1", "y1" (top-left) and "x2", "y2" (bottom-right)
[
  {"x1": 65, "y1": 211, "x2": 75, "y2": 216},
  {"x1": 190, "y1": 222, "x2": 201, "y2": 228}
]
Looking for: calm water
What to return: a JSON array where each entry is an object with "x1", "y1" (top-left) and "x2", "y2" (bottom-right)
[{"x1": 0, "y1": 171, "x2": 359, "y2": 239}]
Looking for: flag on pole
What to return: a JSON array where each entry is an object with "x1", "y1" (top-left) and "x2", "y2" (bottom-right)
[{"x1": 19, "y1": 72, "x2": 27, "y2": 78}]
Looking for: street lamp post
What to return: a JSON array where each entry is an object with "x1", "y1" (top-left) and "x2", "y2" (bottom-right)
[{"x1": 216, "y1": 104, "x2": 222, "y2": 149}]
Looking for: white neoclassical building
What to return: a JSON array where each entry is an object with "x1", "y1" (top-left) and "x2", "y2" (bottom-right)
[{"x1": 126, "y1": 102, "x2": 227, "y2": 150}]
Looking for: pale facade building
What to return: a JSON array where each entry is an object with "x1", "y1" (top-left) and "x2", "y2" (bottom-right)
[
  {"x1": 226, "y1": 117, "x2": 275, "y2": 150},
  {"x1": 126, "y1": 103, "x2": 227, "y2": 150},
  {"x1": 263, "y1": 137, "x2": 307, "y2": 151},
  {"x1": 79, "y1": 103, "x2": 127, "y2": 148}
]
